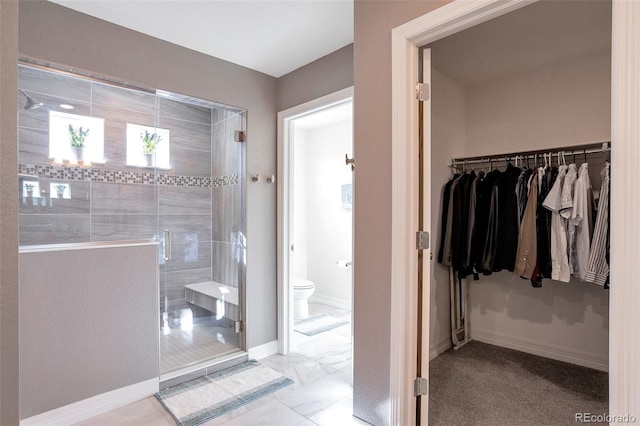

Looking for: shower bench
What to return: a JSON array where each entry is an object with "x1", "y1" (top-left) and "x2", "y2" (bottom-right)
[{"x1": 184, "y1": 282, "x2": 239, "y2": 325}]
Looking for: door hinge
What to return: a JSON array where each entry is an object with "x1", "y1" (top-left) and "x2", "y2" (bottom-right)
[
  {"x1": 416, "y1": 83, "x2": 430, "y2": 102},
  {"x1": 234, "y1": 131, "x2": 245, "y2": 142},
  {"x1": 416, "y1": 231, "x2": 429, "y2": 250},
  {"x1": 234, "y1": 321, "x2": 244, "y2": 333},
  {"x1": 414, "y1": 377, "x2": 429, "y2": 396}
]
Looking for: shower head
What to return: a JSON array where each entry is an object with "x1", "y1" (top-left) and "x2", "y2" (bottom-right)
[{"x1": 18, "y1": 89, "x2": 44, "y2": 110}]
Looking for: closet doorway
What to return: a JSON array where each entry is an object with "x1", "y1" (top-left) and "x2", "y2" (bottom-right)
[
  {"x1": 277, "y1": 87, "x2": 354, "y2": 360},
  {"x1": 390, "y1": 0, "x2": 640, "y2": 423},
  {"x1": 427, "y1": 1, "x2": 611, "y2": 423}
]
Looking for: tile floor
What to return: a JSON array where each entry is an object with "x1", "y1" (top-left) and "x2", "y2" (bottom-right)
[
  {"x1": 76, "y1": 302, "x2": 367, "y2": 426},
  {"x1": 160, "y1": 306, "x2": 240, "y2": 373}
]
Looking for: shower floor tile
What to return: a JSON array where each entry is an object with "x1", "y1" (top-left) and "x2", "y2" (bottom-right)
[{"x1": 160, "y1": 309, "x2": 240, "y2": 374}]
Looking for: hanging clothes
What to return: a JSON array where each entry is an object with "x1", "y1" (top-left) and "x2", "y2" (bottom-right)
[
  {"x1": 516, "y1": 168, "x2": 533, "y2": 226},
  {"x1": 514, "y1": 174, "x2": 539, "y2": 278},
  {"x1": 440, "y1": 146, "x2": 609, "y2": 290},
  {"x1": 570, "y1": 163, "x2": 594, "y2": 281},
  {"x1": 492, "y1": 164, "x2": 522, "y2": 272},
  {"x1": 585, "y1": 163, "x2": 610, "y2": 285},
  {"x1": 465, "y1": 171, "x2": 484, "y2": 273},
  {"x1": 481, "y1": 169, "x2": 504, "y2": 272},
  {"x1": 559, "y1": 163, "x2": 578, "y2": 220},
  {"x1": 471, "y1": 169, "x2": 501, "y2": 275},
  {"x1": 537, "y1": 166, "x2": 558, "y2": 279},
  {"x1": 542, "y1": 165, "x2": 571, "y2": 282},
  {"x1": 451, "y1": 171, "x2": 476, "y2": 277},
  {"x1": 438, "y1": 173, "x2": 462, "y2": 265}
]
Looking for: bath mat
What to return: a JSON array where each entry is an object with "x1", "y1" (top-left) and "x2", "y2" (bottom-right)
[
  {"x1": 294, "y1": 314, "x2": 349, "y2": 336},
  {"x1": 156, "y1": 360, "x2": 293, "y2": 426}
]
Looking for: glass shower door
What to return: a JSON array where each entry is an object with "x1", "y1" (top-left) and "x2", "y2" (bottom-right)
[{"x1": 158, "y1": 95, "x2": 246, "y2": 375}]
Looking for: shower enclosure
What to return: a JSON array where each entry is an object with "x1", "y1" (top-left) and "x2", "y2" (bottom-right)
[{"x1": 17, "y1": 62, "x2": 247, "y2": 376}]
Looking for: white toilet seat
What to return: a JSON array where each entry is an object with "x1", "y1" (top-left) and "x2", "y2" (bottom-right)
[{"x1": 294, "y1": 279, "x2": 315, "y2": 290}]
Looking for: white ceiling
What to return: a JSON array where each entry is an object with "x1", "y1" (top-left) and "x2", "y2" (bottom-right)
[
  {"x1": 428, "y1": 0, "x2": 611, "y2": 87},
  {"x1": 294, "y1": 101, "x2": 352, "y2": 130},
  {"x1": 48, "y1": 0, "x2": 354, "y2": 78}
]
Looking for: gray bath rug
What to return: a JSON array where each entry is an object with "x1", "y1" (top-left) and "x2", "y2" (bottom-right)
[
  {"x1": 156, "y1": 360, "x2": 294, "y2": 426},
  {"x1": 294, "y1": 314, "x2": 349, "y2": 336}
]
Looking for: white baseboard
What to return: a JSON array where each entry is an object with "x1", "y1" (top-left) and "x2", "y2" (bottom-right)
[
  {"x1": 310, "y1": 294, "x2": 352, "y2": 311},
  {"x1": 429, "y1": 335, "x2": 452, "y2": 360},
  {"x1": 20, "y1": 378, "x2": 159, "y2": 426},
  {"x1": 249, "y1": 340, "x2": 278, "y2": 360},
  {"x1": 471, "y1": 328, "x2": 608, "y2": 372}
]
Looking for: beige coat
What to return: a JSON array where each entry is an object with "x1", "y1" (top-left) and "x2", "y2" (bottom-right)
[{"x1": 514, "y1": 175, "x2": 538, "y2": 278}]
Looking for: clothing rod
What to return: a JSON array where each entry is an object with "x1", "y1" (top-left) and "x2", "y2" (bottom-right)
[{"x1": 450, "y1": 141, "x2": 610, "y2": 167}]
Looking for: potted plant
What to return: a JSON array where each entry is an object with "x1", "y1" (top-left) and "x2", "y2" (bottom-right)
[
  {"x1": 68, "y1": 124, "x2": 89, "y2": 162},
  {"x1": 54, "y1": 184, "x2": 66, "y2": 198},
  {"x1": 24, "y1": 183, "x2": 35, "y2": 197},
  {"x1": 141, "y1": 130, "x2": 162, "y2": 166}
]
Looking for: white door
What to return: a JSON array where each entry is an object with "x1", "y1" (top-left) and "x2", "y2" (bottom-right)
[{"x1": 417, "y1": 47, "x2": 432, "y2": 424}]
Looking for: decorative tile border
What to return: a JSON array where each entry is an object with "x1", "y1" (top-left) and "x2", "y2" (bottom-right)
[{"x1": 19, "y1": 164, "x2": 239, "y2": 188}]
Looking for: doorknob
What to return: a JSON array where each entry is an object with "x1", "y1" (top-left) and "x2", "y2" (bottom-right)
[{"x1": 345, "y1": 154, "x2": 355, "y2": 171}]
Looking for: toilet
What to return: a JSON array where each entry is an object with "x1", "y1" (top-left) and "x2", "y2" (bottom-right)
[{"x1": 293, "y1": 279, "x2": 316, "y2": 320}]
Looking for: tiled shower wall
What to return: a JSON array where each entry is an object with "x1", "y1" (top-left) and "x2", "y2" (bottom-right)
[{"x1": 18, "y1": 65, "x2": 245, "y2": 307}]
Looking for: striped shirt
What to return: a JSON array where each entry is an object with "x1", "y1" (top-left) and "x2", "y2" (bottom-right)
[
  {"x1": 585, "y1": 163, "x2": 610, "y2": 286},
  {"x1": 570, "y1": 163, "x2": 594, "y2": 281}
]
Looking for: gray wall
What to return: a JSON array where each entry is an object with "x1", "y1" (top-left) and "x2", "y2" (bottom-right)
[
  {"x1": 19, "y1": 243, "x2": 159, "y2": 419},
  {"x1": 0, "y1": 1, "x2": 20, "y2": 424},
  {"x1": 352, "y1": 1, "x2": 450, "y2": 424},
  {"x1": 18, "y1": 0, "x2": 277, "y2": 349},
  {"x1": 276, "y1": 44, "x2": 354, "y2": 112}
]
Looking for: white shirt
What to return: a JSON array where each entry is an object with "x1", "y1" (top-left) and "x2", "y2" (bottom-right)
[{"x1": 559, "y1": 163, "x2": 577, "y2": 219}]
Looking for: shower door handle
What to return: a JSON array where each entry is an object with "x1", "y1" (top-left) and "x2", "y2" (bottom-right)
[{"x1": 162, "y1": 229, "x2": 172, "y2": 261}]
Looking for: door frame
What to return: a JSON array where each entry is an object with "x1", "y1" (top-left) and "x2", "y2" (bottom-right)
[
  {"x1": 276, "y1": 87, "x2": 354, "y2": 354},
  {"x1": 391, "y1": 0, "x2": 640, "y2": 424}
]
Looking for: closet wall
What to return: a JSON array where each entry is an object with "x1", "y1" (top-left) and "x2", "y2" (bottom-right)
[
  {"x1": 430, "y1": 68, "x2": 466, "y2": 357},
  {"x1": 429, "y1": 1, "x2": 611, "y2": 370}
]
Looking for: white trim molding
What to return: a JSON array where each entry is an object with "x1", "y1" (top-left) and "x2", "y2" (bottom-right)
[
  {"x1": 609, "y1": 0, "x2": 640, "y2": 418},
  {"x1": 248, "y1": 340, "x2": 278, "y2": 360},
  {"x1": 471, "y1": 329, "x2": 608, "y2": 372},
  {"x1": 391, "y1": 0, "x2": 640, "y2": 422},
  {"x1": 390, "y1": 20, "x2": 420, "y2": 426},
  {"x1": 20, "y1": 379, "x2": 158, "y2": 426},
  {"x1": 276, "y1": 87, "x2": 354, "y2": 355},
  {"x1": 429, "y1": 336, "x2": 453, "y2": 361}
]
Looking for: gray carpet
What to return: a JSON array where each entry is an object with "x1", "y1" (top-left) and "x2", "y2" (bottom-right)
[{"x1": 429, "y1": 341, "x2": 608, "y2": 426}]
